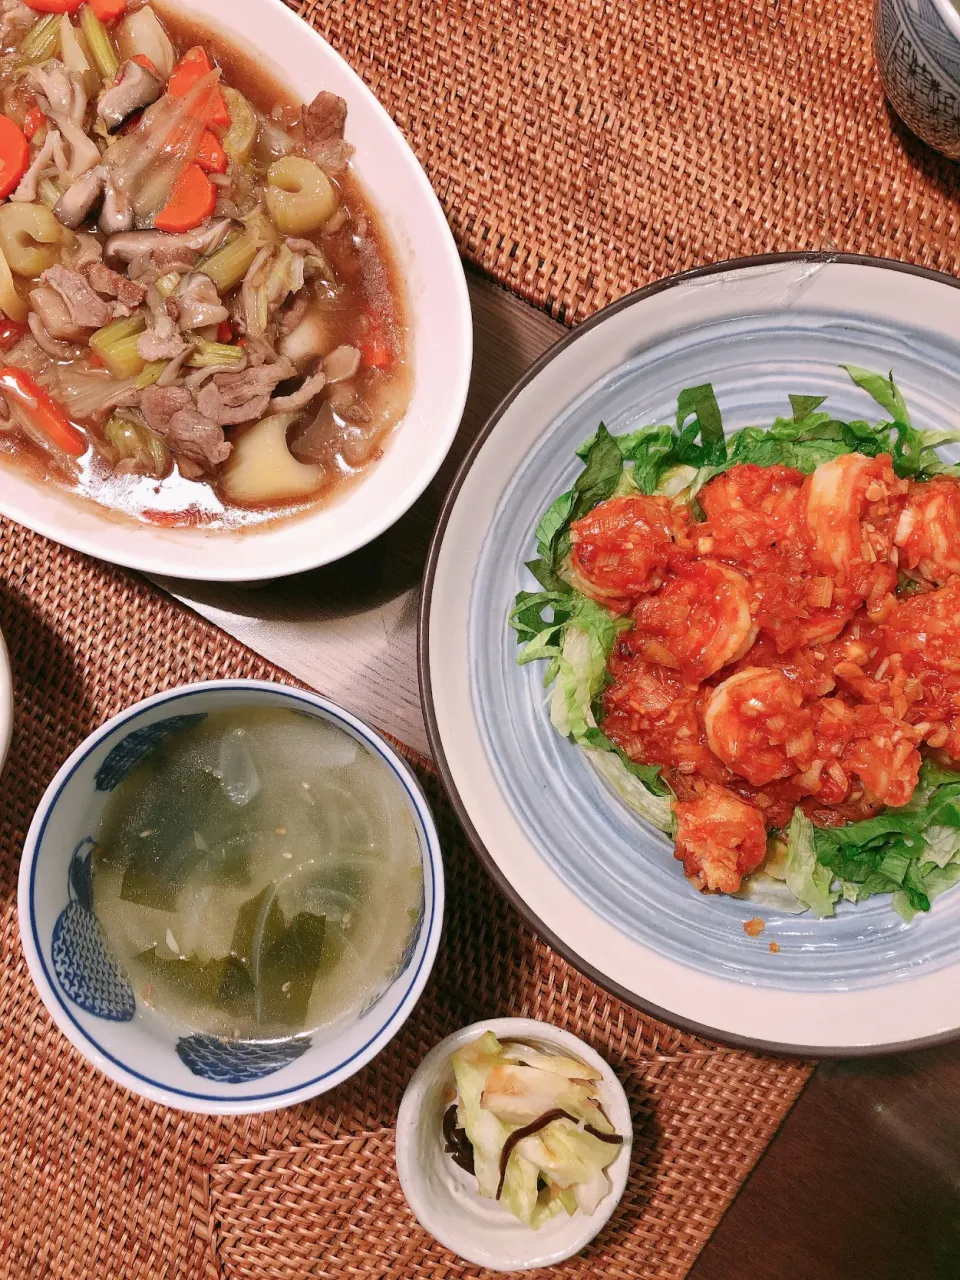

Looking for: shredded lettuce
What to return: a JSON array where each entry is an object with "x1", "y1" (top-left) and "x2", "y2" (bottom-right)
[
  {"x1": 785, "y1": 809, "x2": 840, "y2": 918},
  {"x1": 734, "y1": 868, "x2": 810, "y2": 915}
]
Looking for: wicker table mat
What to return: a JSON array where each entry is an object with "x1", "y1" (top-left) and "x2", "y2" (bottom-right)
[
  {"x1": 293, "y1": 0, "x2": 960, "y2": 325},
  {"x1": 0, "y1": 518, "x2": 810, "y2": 1278}
]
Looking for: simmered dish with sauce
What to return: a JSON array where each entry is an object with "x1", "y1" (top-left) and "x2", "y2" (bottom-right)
[
  {"x1": 512, "y1": 367, "x2": 960, "y2": 923},
  {"x1": 0, "y1": 0, "x2": 409, "y2": 526}
]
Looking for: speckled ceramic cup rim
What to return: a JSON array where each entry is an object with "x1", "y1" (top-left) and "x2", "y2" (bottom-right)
[{"x1": 17, "y1": 679, "x2": 445, "y2": 1114}]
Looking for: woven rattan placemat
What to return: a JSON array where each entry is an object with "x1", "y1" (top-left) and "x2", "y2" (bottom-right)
[
  {"x1": 293, "y1": 0, "x2": 960, "y2": 324},
  {"x1": 0, "y1": 518, "x2": 810, "y2": 1278}
]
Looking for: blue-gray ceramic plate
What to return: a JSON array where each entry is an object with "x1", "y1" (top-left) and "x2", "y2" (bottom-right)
[{"x1": 421, "y1": 254, "x2": 960, "y2": 1055}]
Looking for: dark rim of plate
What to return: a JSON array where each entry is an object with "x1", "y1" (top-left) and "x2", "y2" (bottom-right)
[{"x1": 417, "y1": 250, "x2": 960, "y2": 1059}]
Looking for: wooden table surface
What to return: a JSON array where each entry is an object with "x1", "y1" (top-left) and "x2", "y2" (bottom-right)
[{"x1": 162, "y1": 270, "x2": 960, "y2": 1280}]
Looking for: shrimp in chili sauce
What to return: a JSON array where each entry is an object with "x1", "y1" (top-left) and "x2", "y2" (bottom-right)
[{"x1": 589, "y1": 457, "x2": 960, "y2": 895}]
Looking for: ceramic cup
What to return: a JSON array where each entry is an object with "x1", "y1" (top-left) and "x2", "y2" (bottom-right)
[
  {"x1": 18, "y1": 679, "x2": 444, "y2": 1114},
  {"x1": 875, "y1": 0, "x2": 960, "y2": 158},
  {"x1": 395, "y1": 1018, "x2": 633, "y2": 1271}
]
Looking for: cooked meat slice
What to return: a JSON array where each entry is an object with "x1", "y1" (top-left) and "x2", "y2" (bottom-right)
[
  {"x1": 302, "y1": 91, "x2": 353, "y2": 173},
  {"x1": 174, "y1": 272, "x2": 228, "y2": 331},
  {"x1": 84, "y1": 262, "x2": 146, "y2": 310},
  {"x1": 40, "y1": 265, "x2": 114, "y2": 329},
  {"x1": 138, "y1": 289, "x2": 187, "y2": 361},
  {"x1": 303, "y1": 90, "x2": 347, "y2": 143},
  {"x1": 277, "y1": 292, "x2": 310, "y2": 337},
  {"x1": 308, "y1": 137, "x2": 354, "y2": 174},
  {"x1": 159, "y1": 408, "x2": 231, "y2": 472},
  {"x1": 196, "y1": 358, "x2": 296, "y2": 426},
  {"x1": 138, "y1": 326, "x2": 187, "y2": 362},
  {"x1": 139, "y1": 385, "x2": 193, "y2": 433},
  {"x1": 97, "y1": 60, "x2": 163, "y2": 134},
  {"x1": 128, "y1": 251, "x2": 197, "y2": 285},
  {"x1": 270, "y1": 369, "x2": 326, "y2": 413},
  {"x1": 0, "y1": 1, "x2": 37, "y2": 45}
]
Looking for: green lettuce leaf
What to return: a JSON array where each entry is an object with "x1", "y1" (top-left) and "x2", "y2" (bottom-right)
[
  {"x1": 785, "y1": 808, "x2": 839, "y2": 918},
  {"x1": 676, "y1": 383, "x2": 727, "y2": 466},
  {"x1": 841, "y1": 364, "x2": 911, "y2": 425}
]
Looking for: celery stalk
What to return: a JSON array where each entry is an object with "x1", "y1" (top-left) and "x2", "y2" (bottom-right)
[
  {"x1": 104, "y1": 415, "x2": 170, "y2": 477},
  {"x1": 187, "y1": 341, "x2": 245, "y2": 369},
  {"x1": 90, "y1": 313, "x2": 145, "y2": 360},
  {"x1": 79, "y1": 6, "x2": 119, "y2": 80},
  {"x1": 19, "y1": 13, "x2": 60, "y2": 63},
  {"x1": 90, "y1": 315, "x2": 147, "y2": 378},
  {"x1": 200, "y1": 236, "x2": 258, "y2": 294},
  {"x1": 96, "y1": 334, "x2": 146, "y2": 379},
  {"x1": 135, "y1": 360, "x2": 167, "y2": 389},
  {"x1": 154, "y1": 272, "x2": 181, "y2": 299}
]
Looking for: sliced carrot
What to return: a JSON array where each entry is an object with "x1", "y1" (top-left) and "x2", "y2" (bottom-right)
[
  {"x1": 0, "y1": 116, "x2": 30, "y2": 201},
  {"x1": 168, "y1": 47, "x2": 229, "y2": 128},
  {"x1": 132, "y1": 53, "x2": 162, "y2": 80},
  {"x1": 0, "y1": 317, "x2": 26, "y2": 351},
  {"x1": 195, "y1": 129, "x2": 227, "y2": 174},
  {"x1": 216, "y1": 319, "x2": 233, "y2": 344},
  {"x1": 360, "y1": 329, "x2": 393, "y2": 370},
  {"x1": 154, "y1": 163, "x2": 216, "y2": 233},
  {"x1": 0, "y1": 367, "x2": 86, "y2": 456},
  {"x1": 23, "y1": 106, "x2": 46, "y2": 142},
  {"x1": 23, "y1": 0, "x2": 83, "y2": 11},
  {"x1": 90, "y1": 0, "x2": 126, "y2": 21},
  {"x1": 87, "y1": 349, "x2": 105, "y2": 370}
]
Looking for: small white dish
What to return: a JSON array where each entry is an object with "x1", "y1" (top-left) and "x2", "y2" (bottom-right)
[
  {"x1": 395, "y1": 1017, "x2": 632, "y2": 1271},
  {"x1": 0, "y1": 0, "x2": 472, "y2": 581},
  {"x1": 17, "y1": 679, "x2": 444, "y2": 1114}
]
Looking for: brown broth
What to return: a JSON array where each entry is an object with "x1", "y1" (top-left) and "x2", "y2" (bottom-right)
[{"x1": 0, "y1": 2, "x2": 411, "y2": 531}]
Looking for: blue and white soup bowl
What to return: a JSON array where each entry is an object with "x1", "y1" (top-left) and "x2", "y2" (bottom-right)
[{"x1": 18, "y1": 680, "x2": 444, "y2": 1115}]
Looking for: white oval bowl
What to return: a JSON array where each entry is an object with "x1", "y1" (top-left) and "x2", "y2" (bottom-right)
[
  {"x1": 396, "y1": 1018, "x2": 632, "y2": 1271},
  {"x1": 0, "y1": 0, "x2": 471, "y2": 581},
  {"x1": 17, "y1": 679, "x2": 445, "y2": 1114},
  {"x1": 0, "y1": 627, "x2": 11, "y2": 772}
]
